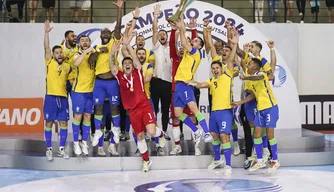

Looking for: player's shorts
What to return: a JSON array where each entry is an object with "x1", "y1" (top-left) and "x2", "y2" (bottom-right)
[
  {"x1": 129, "y1": 102, "x2": 156, "y2": 135},
  {"x1": 70, "y1": 0, "x2": 82, "y2": 7},
  {"x1": 173, "y1": 82, "x2": 196, "y2": 108},
  {"x1": 43, "y1": 95, "x2": 69, "y2": 122},
  {"x1": 244, "y1": 99, "x2": 257, "y2": 122},
  {"x1": 254, "y1": 105, "x2": 279, "y2": 128},
  {"x1": 170, "y1": 92, "x2": 193, "y2": 119},
  {"x1": 81, "y1": 0, "x2": 91, "y2": 10},
  {"x1": 93, "y1": 79, "x2": 120, "y2": 106},
  {"x1": 71, "y1": 91, "x2": 94, "y2": 115},
  {"x1": 42, "y1": 0, "x2": 55, "y2": 8},
  {"x1": 311, "y1": 6, "x2": 320, "y2": 14},
  {"x1": 209, "y1": 109, "x2": 233, "y2": 135},
  {"x1": 102, "y1": 100, "x2": 111, "y2": 126}
]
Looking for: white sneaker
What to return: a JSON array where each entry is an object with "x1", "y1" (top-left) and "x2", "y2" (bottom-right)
[
  {"x1": 92, "y1": 130, "x2": 103, "y2": 147},
  {"x1": 287, "y1": 20, "x2": 293, "y2": 23},
  {"x1": 111, "y1": 127, "x2": 120, "y2": 143},
  {"x1": 208, "y1": 158, "x2": 224, "y2": 170},
  {"x1": 204, "y1": 133, "x2": 213, "y2": 143},
  {"x1": 193, "y1": 129, "x2": 203, "y2": 145},
  {"x1": 46, "y1": 148, "x2": 54, "y2": 161},
  {"x1": 268, "y1": 160, "x2": 280, "y2": 173},
  {"x1": 195, "y1": 142, "x2": 201, "y2": 156},
  {"x1": 108, "y1": 144, "x2": 119, "y2": 156},
  {"x1": 73, "y1": 142, "x2": 82, "y2": 156},
  {"x1": 57, "y1": 147, "x2": 70, "y2": 159},
  {"x1": 300, "y1": 20, "x2": 304, "y2": 24},
  {"x1": 233, "y1": 142, "x2": 240, "y2": 156},
  {"x1": 78, "y1": 133, "x2": 82, "y2": 141},
  {"x1": 263, "y1": 148, "x2": 270, "y2": 163},
  {"x1": 142, "y1": 160, "x2": 152, "y2": 172},
  {"x1": 98, "y1": 147, "x2": 106, "y2": 156},
  {"x1": 80, "y1": 141, "x2": 89, "y2": 156},
  {"x1": 223, "y1": 166, "x2": 232, "y2": 176},
  {"x1": 249, "y1": 160, "x2": 266, "y2": 172},
  {"x1": 157, "y1": 147, "x2": 165, "y2": 156},
  {"x1": 170, "y1": 145, "x2": 182, "y2": 155}
]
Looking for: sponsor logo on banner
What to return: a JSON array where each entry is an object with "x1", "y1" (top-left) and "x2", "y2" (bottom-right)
[
  {"x1": 299, "y1": 95, "x2": 333, "y2": 131},
  {"x1": 134, "y1": 178, "x2": 282, "y2": 191},
  {"x1": 57, "y1": 0, "x2": 301, "y2": 129},
  {"x1": 0, "y1": 98, "x2": 44, "y2": 133}
]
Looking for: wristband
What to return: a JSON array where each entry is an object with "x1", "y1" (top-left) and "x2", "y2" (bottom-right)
[
  {"x1": 203, "y1": 24, "x2": 208, "y2": 27},
  {"x1": 227, "y1": 26, "x2": 232, "y2": 29},
  {"x1": 133, "y1": 17, "x2": 138, "y2": 20},
  {"x1": 270, "y1": 47, "x2": 275, "y2": 51}
]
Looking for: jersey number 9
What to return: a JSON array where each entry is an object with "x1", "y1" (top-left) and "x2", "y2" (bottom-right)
[{"x1": 214, "y1": 82, "x2": 218, "y2": 89}]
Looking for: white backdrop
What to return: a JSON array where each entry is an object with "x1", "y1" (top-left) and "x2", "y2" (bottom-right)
[{"x1": 6, "y1": 1, "x2": 334, "y2": 133}]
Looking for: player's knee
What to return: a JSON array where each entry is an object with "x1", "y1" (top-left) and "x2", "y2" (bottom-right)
[
  {"x1": 210, "y1": 132, "x2": 219, "y2": 140},
  {"x1": 220, "y1": 134, "x2": 230, "y2": 143},
  {"x1": 188, "y1": 102, "x2": 199, "y2": 114},
  {"x1": 83, "y1": 113, "x2": 91, "y2": 122},
  {"x1": 111, "y1": 106, "x2": 119, "y2": 115},
  {"x1": 174, "y1": 109, "x2": 182, "y2": 119},
  {"x1": 95, "y1": 105, "x2": 103, "y2": 115},
  {"x1": 253, "y1": 128, "x2": 262, "y2": 139},
  {"x1": 136, "y1": 132, "x2": 145, "y2": 140},
  {"x1": 146, "y1": 124, "x2": 156, "y2": 136},
  {"x1": 59, "y1": 121, "x2": 68, "y2": 127},
  {"x1": 73, "y1": 113, "x2": 82, "y2": 122},
  {"x1": 45, "y1": 121, "x2": 53, "y2": 128},
  {"x1": 266, "y1": 128, "x2": 275, "y2": 139},
  {"x1": 249, "y1": 121, "x2": 254, "y2": 128}
]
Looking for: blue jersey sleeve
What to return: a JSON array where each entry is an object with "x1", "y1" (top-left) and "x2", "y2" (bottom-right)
[
  {"x1": 147, "y1": 64, "x2": 153, "y2": 69},
  {"x1": 189, "y1": 48, "x2": 197, "y2": 55},
  {"x1": 149, "y1": 50, "x2": 154, "y2": 56}
]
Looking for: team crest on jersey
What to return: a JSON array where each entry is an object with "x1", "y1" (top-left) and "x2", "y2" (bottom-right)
[
  {"x1": 63, "y1": 67, "x2": 67, "y2": 71},
  {"x1": 45, "y1": 114, "x2": 49, "y2": 119},
  {"x1": 95, "y1": 98, "x2": 99, "y2": 103},
  {"x1": 76, "y1": 106, "x2": 80, "y2": 112}
]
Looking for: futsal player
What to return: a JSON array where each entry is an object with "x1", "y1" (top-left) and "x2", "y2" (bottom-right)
[
  {"x1": 88, "y1": 0, "x2": 125, "y2": 147},
  {"x1": 71, "y1": 35, "x2": 95, "y2": 156},
  {"x1": 236, "y1": 40, "x2": 276, "y2": 163},
  {"x1": 43, "y1": 21, "x2": 72, "y2": 160},
  {"x1": 110, "y1": 34, "x2": 165, "y2": 172},
  {"x1": 134, "y1": 35, "x2": 155, "y2": 66},
  {"x1": 169, "y1": 23, "x2": 198, "y2": 155},
  {"x1": 232, "y1": 58, "x2": 280, "y2": 173},
  {"x1": 188, "y1": 27, "x2": 239, "y2": 176},
  {"x1": 204, "y1": 20, "x2": 241, "y2": 156}
]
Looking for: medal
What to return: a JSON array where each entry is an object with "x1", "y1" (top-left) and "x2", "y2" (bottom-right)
[
  {"x1": 130, "y1": 88, "x2": 134, "y2": 92},
  {"x1": 124, "y1": 74, "x2": 134, "y2": 92}
]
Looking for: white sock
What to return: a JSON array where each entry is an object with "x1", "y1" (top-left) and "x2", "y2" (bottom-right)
[
  {"x1": 153, "y1": 127, "x2": 162, "y2": 137},
  {"x1": 137, "y1": 139, "x2": 148, "y2": 154},
  {"x1": 172, "y1": 126, "x2": 181, "y2": 145}
]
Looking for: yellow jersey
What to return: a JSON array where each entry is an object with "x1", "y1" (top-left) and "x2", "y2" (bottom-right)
[
  {"x1": 72, "y1": 49, "x2": 96, "y2": 93},
  {"x1": 134, "y1": 48, "x2": 155, "y2": 64},
  {"x1": 175, "y1": 48, "x2": 201, "y2": 82},
  {"x1": 142, "y1": 63, "x2": 154, "y2": 99},
  {"x1": 206, "y1": 67, "x2": 234, "y2": 111},
  {"x1": 94, "y1": 37, "x2": 118, "y2": 75},
  {"x1": 61, "y1": 44, "x2": 79, "y2": 80},
  {"x1": 243, "y1": 52, "x2": 271, "y2": 72},
  {"x1": 249, "y1": 71, "x2": 277, "y2": 111},
  {"x1": 45, "y1": 58, "x2": 72, "y2": 97},
  {"x1": 209, "y1": 55, "x2": 239, "y2": 95}
]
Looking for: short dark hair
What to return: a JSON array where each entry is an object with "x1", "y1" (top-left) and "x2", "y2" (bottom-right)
[
  {"x1": 215, "y1": 40, "x2": 223, "y2": 45},
  {"x1": 224, "y1": 45, "x2": 232, "y2": 51},
  {"x1": 251, "y1": 58, "x2": 262, "y2": 69},
  {"x1": 251, "y1": 40, "x2": 262, "y2": 51},
  {"x1": 158, "y1": 29, "x2": 168, "y2": 37},
  {"x1": 211, "y1": 61, "x2": 222, "y2": 67},
  {"x1": 78, "y1": 34, "x2": 91, "y2": 42},
  {"x1": 122, "y1": 56, "x2": 133, "y2": 65},
  {"x1": 197, "y1": 36, "x2": 204, "y2": 51},
  {"x1": 52, "y1": 45, "x2": 62, "y2": 53},
  {"x1": 64, "y1": 30, "x2": 74, "y2": 38},
  {"x1": 136, "y1": 47, "x2": 146, "y2": 54},
  {"x1": 136, "y1": 35, "x2": 144, "y2": 40}
]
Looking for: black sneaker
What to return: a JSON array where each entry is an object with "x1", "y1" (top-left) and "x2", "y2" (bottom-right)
[
  {"x1": 180, "y1": 133, "x2": 184, "y2": 140},
  {"x1": 164, "y1": 133, "x2": 171, "y2": 140},
  {"x1": 104, "y1": 131, "x2": 110, "y2": 141}
]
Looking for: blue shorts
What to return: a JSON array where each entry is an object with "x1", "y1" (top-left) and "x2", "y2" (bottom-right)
[
  {"x1": 173, "y1": 82, "x2": 196, "y2": 108},
  {"x1": 149, "y1": 98, "x2": 157, "y2": 121},
  {"x1": 43, "y1": 95, "x2": 69, "y2": 122},
  {"x1": 254, "y1": 105, "x2": 279, "y2": 128},
  {"x1": 71, "y1": 91, "x2": 94, "y2": 115},
  {"x1": 93, "y1": 79, "x2": 120, "y2": 106},
  {"x1": 244, "y1": 99, "x2": 257, "y2": 122},
  {"x1": 102, "y1": 100, "x2": 111, "y2": 126},
  {"x1": 209, "y1": 109, "x2": 233, "y2": 135}
]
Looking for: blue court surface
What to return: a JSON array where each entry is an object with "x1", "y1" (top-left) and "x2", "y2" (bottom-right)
[{"x1": 0, "y1": 165, "x2": 333, "y2": 192}]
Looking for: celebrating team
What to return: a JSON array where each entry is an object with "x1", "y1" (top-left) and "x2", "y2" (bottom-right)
[{"x1": 43, "y1": 0, "x2": 280, "y2": 174}]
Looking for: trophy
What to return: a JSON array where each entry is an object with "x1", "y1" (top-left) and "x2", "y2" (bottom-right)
[{"x1": 167, "y1": 0, "x2": 196, "y2": 24}]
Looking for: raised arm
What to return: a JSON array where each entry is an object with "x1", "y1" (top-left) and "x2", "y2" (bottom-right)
[
  {"x1": 185, "y1": 80, "x2": 210, "y2": 89},
  {"x1": 74, "y1": 47, "x2": 93, "y2": 67},
  {"x1": 112, "y1": 0, "x2": 125, "y2": 40},
  {"x1": 152, "y1": 5, "x2": 161, "y2": 46},
  {"x1": 174, "y1": 16, "x2": 192, "y2": 52},
  {"x1": 122, "y1": 34, "x2": 141, "y2": 70},
  {"x1": 240, "y1": 73, "x2": 264, "y2": 81},
  {"x1": 110, "y1": 42, "x2": 121, "y2": 76},
  {"x1": 130, "y1": 7, "x2": 140, "y2": 31},
  {"x1": 207, "y1": 26, "x2": 217, "y2": 59},
  {"x1": 188, "y1": 17, "x2": 197, "y2": 39},
  {"x1": 236, "y1": 42, "x2": 246, "y2": 59},
  {"x1": 226, "y1": 27, "x2": 239, "y2": 72},
  {"x1": 44, "y1": 21, "x2": 53, "y2": 60},
  {"x1": 225, "y1": 20, "x2": 233, "y2": 47},
  {"x1": 203, "y1": 20, "x2": 211, "y2": 54},
  {"x1": 169, "y1": 27, "x2": 178, "y2": 60},
  {"x1": 266, "y1": 40, "x2": 277, "y2": 73}
]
